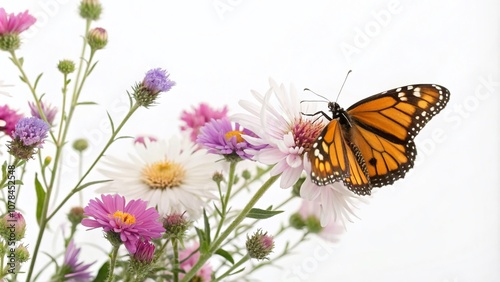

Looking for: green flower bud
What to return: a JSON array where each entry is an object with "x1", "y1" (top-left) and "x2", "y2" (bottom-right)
[
  {"x1": 289, "y1": 212, "x2": 306, "y2": 230},
  {"x1": 79, "y1": 0, "x2": 102, "y2": 21},
  {"x1": 72, "y1": 138, "x2": 89, "y2": 152},
  {"x1": 246, "y1": 229, "x2": 274, "y2": 261},
  {"x1": 57, "y1": 59, "x2": 76, "y2": 74},
  {"x1": 87, "y1": 27, "x2": 107, "y2": 50},
  {"x1": 305, "y1": 215, "x2": 323, "y2": 234},
  {"x1": 0, "y1": 34, "x2": 21, "y2": 52}
]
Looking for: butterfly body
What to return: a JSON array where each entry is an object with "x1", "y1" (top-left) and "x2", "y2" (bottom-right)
[{"x1": 308, "y1": 84, "x2": 450, "y2": 196}]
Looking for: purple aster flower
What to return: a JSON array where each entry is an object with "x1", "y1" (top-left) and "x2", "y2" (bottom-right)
[
  {"x1": 197, "y1": 117, "x2": 266, "y2": 161},
  {"x1": 28, "y1": 100, "x2": 58, "y2": 126},
  {"x1": 55, "y1": 240, "x2": 94, "y2": 282},
  {"x1": 132, "y1": 240, "x2": 155, "y2": 264},
  {"x1": 143, "y1": 68, "x2": 175, "y2": 94},
  {"x1": 132, "y1": 68, "x2": 175, "y2": 107},
  {"x1": 12, "y1": 117, "x2": 49, "y2": 147},
  {"x1": 7, "y1": 117, "x2": 50, "y2": 160},
  {"x1": 81, "y1": 194, "x2": 165, "y2": 254},
  {"x1": 0, "y1": 104, "x2": 23, "y2": 138},
  {"x1": 180, "y1": 103, "x2": 228, "y2": 142}
]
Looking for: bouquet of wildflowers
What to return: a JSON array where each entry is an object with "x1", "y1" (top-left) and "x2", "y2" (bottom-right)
[{"x1": 0, "y1": 1, "x2": 361, "y2": 281}]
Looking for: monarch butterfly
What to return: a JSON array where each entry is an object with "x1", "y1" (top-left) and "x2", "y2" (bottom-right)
[{"x1": 306, "y1": 83, "x2": 450, "y2": 196}]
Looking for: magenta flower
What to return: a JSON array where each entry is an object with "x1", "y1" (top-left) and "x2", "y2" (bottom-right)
[
  {"x1": 0, "y1": 8, "x2": 36, "y2": 35},
  {"x1": 0, "y1": 104, "x2": 23, "y2": 138},
  {"x1": 197, "y1": 117, "x2": 266, "y2": 161},
  {"x1": 133, "y1": 135, "x2": 157, "y2": 147},
  {"x1": 180, "y1": 103, "x2": 228, "y2": 142},
  {"x1": 81, "y1": 194, "x2": 166, "y2": 253},
  {"x1": 59, "y1": 240, "x2": 94, "y2": 281},
  {"x1": 0, "y1": 211, "x2": 26, "y2": 241},
  {"x1": 28, "y1": 100, "x2": 58, "y2": 126},
  {"x1": 132, "y1": 240, "x2": 155, "y2": 264},
  {"x1": 179, "y1": 243, "x2": 212, "y2": 282}
]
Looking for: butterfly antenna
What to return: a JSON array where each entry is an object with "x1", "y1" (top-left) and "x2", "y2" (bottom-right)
[
  {"x1": 335, "y1": 70, "x2": 352, "y2": 102},
  {"x1": 303, "y1": 88, "x2": 330, "y2": 102}
]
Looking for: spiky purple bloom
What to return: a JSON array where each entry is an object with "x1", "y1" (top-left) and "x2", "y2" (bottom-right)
[
  {"x1": 60, "y1": 240, "x2": 94, "y2": 281},
  {"x1": 12, "y1": 117, "x2": 49, "y2": 147},
  {"x1": 0, "y1": 104, "x2": 23, "y2": 137},
  {"x1": 143, "y1": 68, "x2": 175, "y2": 94},
  {"x1": 28, "y1": 100, "x2": 58, "y2": 126},
  {"x1": 196, "y1": 117, "x2": 266, "y2": 161},
  {"x1": 132, "y1": 240, "x2": 155, "y2": 264},
  {"x1": 246, "y1": 229, "x2": 274, "y2": 260},
  {"x1": 81, "y1": 194, "x2": 165, "y2": 253}
]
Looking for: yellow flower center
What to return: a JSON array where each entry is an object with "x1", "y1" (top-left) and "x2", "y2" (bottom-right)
[
  {"x1": 224, "y1": 130, "x2": 245, "y2": 143},
  {"x1": 141, "y1": 160, "x2": 186, "y2": 190},
  {"x1": 113, "y1": 211, "x2": 136, "y2": 225}
]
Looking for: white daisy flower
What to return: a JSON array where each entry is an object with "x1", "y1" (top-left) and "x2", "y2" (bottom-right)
[
  {"x1": 97, "y1": 136, "x2": 221, "y2": 219},
  {"x1": 232, "y1": 78, "x2": 324, "y2": 188},
  {"x1": 300, "y1": 157, "x2": 364, "y2": 227}
]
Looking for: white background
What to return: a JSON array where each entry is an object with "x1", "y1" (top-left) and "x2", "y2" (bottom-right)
[{"x1": 1, "y1": 0, "x2": 499, "y2": 281}]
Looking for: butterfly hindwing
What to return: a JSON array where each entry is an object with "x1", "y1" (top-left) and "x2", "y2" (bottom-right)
[{"x1": 308, "y1": 119, "x2": 372, "y2": 195}]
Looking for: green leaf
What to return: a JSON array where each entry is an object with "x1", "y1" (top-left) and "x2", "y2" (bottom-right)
[
  {"x1": 245, "y1": 208, "x2": 284, "y2": 219},
  {"x1": 34, "y1": 174, "x2": 46, "y2": 226},
  {"x1": 74, "y1": 179, "x2": 112, "y2": 193},
  {"x1": 215, "y1": 248, "x2": 234, "y2": 264},
  {"x1": 230, "y1": 267, "x2": 246, "y2": 275},
  {"x1": 195, "y1": 227, "x2": 209, "y2": 253},
  {"x1": 76, "y1": 101, "x2": 98, "y2": 106},
  {"x1": 203, "y1": 209, "x2": 211, "y2": 245},
  {"x1": 33, "y1": 73, "x2": 43, "y2": 90},
  {"x1": 106, "y1": 111, "x2": 115, "y2": 134},
  {"x1": 92, "y1": 261, "x2": 109, "y2": 282},
  {"x1": 19, "y1": 57, "x2": 24, "y2": 66},
  {"x1": 87, "y1": 61, "x2": 99, "y2": 76}
]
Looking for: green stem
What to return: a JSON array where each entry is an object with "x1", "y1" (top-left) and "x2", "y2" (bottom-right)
[
  {"x1": 47, "y1": 102, "x2": 141, "y2": 221},
  {"x1": 214, "y1": 254, "x2": 250, "y2": 282},
  {"x1": 106, "y1": 246, "x2": 120, "y2": 282},
  {"x1": 180, "y1": 174, "x2": 280, "y2": 282},
  {"x1": 213, "y1": 161, "x2": 237, "y2": 241},
  {"x1": 25, "y1": 22, "x2": 94, "y2": 282},
  {"x1": 172, "y1": 239, "x2": 180, "y2": 282}
]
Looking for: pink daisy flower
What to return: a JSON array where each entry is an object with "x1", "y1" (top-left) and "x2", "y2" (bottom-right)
[
  {"x1": 81, "y1": 194, "x2": 165, "y2": 253},
  {"x1": 180, "y1": 103, "x2": 228, "y2": 142},
  {"x1": 233, "y1": 79, "x2": 324, "y2": 188},
  {"x1": 179, "y1": 242, "x2": 212, "y2": 282},
  {"x1": 0, "y1": 8, "x2": 36, "y2": 35},
  {"x1": 57, "y1": 240, "x2": 94, "y2": 281}
]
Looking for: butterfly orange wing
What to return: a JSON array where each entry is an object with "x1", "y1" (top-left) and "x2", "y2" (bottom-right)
[
  {"x1": 347, "y1": 84, "x2": 450, "y2": 187},
  {"x1": 308, "y1": 118, "x2": 372, "y2": 195},
  {"x1": 308, "y1": 84, "x2": 450, "y2": 195}
]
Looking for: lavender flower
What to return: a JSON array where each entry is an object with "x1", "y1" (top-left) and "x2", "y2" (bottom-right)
[
  {"x1": 197, "y1": 117, "x2": 266, "y2": 161},
  {"x1": 132, "y1": 68, "x2": 175, "y2": 108},
  {"x1": 8, "y1": 117, "x2": 50, "y2": 160},
  {"x1": 28, "y1": 100, "x2": 58, "y2": 126},
  {"x1": 52, "y1": 240, "x2": 94, "y2": 282}
]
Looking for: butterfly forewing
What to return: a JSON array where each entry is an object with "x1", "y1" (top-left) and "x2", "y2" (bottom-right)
[{"x1": 308, "y1": 83, "x2": 450, "y2": 194}]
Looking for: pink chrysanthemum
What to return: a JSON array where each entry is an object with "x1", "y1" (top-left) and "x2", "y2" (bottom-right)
[
  {"x1": 0, "y1": 8, "x2": 36, "y2": 35},
  {"x1": 233, "y1": 79, "x2": 324, "y2": 188},
  {"x1": 81, "y1": 194, "x2": 165, "y2": 253},
  {"x1": 197, "y1": 117, "x2": 266, "y2": 161},
  {"x1": 179, "y1": 242, "x2": 212, "y2": 282},
  {"x1": 0, "y1": 104, "x2": 23, "y2": 138},
  {"x1": 180, "y1": 103, "x2": 228, "y2": 142}
]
